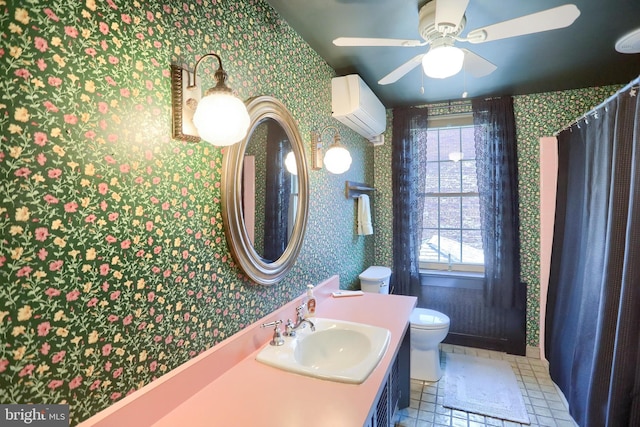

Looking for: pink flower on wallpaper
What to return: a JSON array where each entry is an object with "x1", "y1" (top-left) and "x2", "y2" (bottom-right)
[
  {"x1": 48, "y1": 76, "x2": 62, "y2": 87},
  {"x1": 123, "y1": 314, "x2": 132, "y2": 325},
  {"x1": 85, "y1": 47, "x2": 97, "y2": 58},
  {"x1": 89, "y1": 380, "x2": 101, "y2": 391},
  {"x1": 137, "y1": 322, "x2": 146, "y2": 330},
  {"x1": 34, "y1": 37, "x2": 48, "y2": 52},
  {"x1": 108, "y1": 315, "x2": 119, "y2": 323},
  {"x1": 38, "y1": 248, "x2": 48, "y2": 261},
  {"x1": 15, "y1": 167, "x2": 31, "y2": 178},
  {"x1": 15, "y1": 68, "x2": 31, "y2": 80},
  {"x1": 48, "y1": 168, "x2": 62, "y2": 179},
  {"x1": 37, "y1": 59, "x2": 47, "y2": 71},
  {"x1": 69, "y1": 375, "x2": 83, "y2": 390},
  {"x1": 85, "y1": 214, "x2": 96, "y2": 223},
  {"x1": 87, "y1": 298, "x2": 98, "y2": 308},
  {"x1": 152, "y1": 177, "x2": 161, "y2": 184},
  {"x1": 37, "y1": 153, "x2": 47, "y2": 166},
  {"x1": 37, "y1": 322, "x2": 51, "y2": 336},
  {"x1": 161, "y1": 202, "x2": 169, "y2": 210},
  {"x1": 52, "y1": 350, "x2": 66, "y2": 364},
  {"x1": 108, "y1": 134, "x2": 118, "y2": 143},
  {"x1": 108, "y1": 56, "x2": 119, "y2": 65},
  {"x1": 113, "y1": 367, "x2": 123, "y2": 379},
  {"x1": 104, "y1": 155, "x2": 116, "y2": 164},
  {"x1": 105, "y1": 235, "x2": 116, "y2": 243},
  {"x1": 105, "y1": 76, "x2": 116, "y2": 86},
  {"x1": 98, "y1": 183, "x2": 108, "y2": 195},
  {"x1": 153, "y1": 41, "x2": 162, "y2": 49},
  {"x1": 163, "y1": 269, "x2": 170, "y2": 278},
  {"x1": 49, "y1": 260, "x2": 63, "y2": 272},
  {"x1": 45, "y1": 288, "x2": 61, "y2": 298},
  {"x1": 110, "y1": 290, "x2": 120, "y2": 301},
  {"x1": 41, "y1": 343, "x2": 50, "y2": 355},
  {"x1": 48, "y1": 380, "x2": 64, "y2": 391},
  {"x1": 99, "y1": 22, "x2": 109, "y2": 35},
  {"x1": 99, "y1": 264, "x2": 110, "y2": 276},
  {"x1": 145, "y1": 221, "x2": 153, "y2": 231},
  {"x1": 66, "y1": 290, "x2": 79, "y2": 301},
  {"x1": 0, "y1": 359, "x2": 8, "y2": 373},
  {"x1": 64, "y1": 26, "x2": 78, "y2": 38},
  {"x1": 149, "y1": 360, "x2": 157, "y2": 372},
  {"x1": 43, "y1": 8, "x2": 60, "y2": 21},
  {"x1": 165, "y1": 335, "x2": 173, "y2": 344},
  {"x1": 35, "y1": 227, "x2": 49, "y2": 242},
  {"x1": 42, "y1": 101, "x2": 57, "y2": 112},
  {"x1": 120, "y1": 239, "x2": 131, "y2": 249},
  {"x1": 17, "y1": 266, "x2": 32, "y2": 277},
  {"x1": 108, "y1": 212, "x2": 119, "y2": 221},
  {"x1": 110, "y1": 392, "x2": 121, "y2": 401},
  {"x1": 102, "y1": 344, "x2": 112, "y2": 356},
  {"x1": 44, "y1": 194, "x2": 59, "y2": 204},
  {"x1": 150, "y1": 196, "x2": 159, "y2": 204},
  {"x1": 64, "y1": 114, "x2": 78, "y2": 124},
  {"x1": 85, "y1": 130, "x2": 96, "y2": 139},
  {"x1": 100, "y1": 201, "x2": 108, "y2": 211},
  {"x1": 147, "y1": 292, "x2": 155, "y2": 302},
  {"x1": 63, "y1": 201, "x2": 78, "y2": 212},
  {"x1": 98, "y1": 101, "x2": 109, "y2": 113}
]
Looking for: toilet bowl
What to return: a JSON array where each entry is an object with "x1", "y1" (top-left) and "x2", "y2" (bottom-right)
[{"x1": 410, "y1": 308, "x2": 450, "y2": 382}]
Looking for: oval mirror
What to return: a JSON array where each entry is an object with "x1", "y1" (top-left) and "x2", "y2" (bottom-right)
[{"x1": 222, "y1": 96, "x2": 309, "y2": 285}]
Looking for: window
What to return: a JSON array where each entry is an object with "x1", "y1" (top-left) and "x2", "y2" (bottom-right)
[{"x1": 420, "y1": 114, "x2": 484, "y2": 273}]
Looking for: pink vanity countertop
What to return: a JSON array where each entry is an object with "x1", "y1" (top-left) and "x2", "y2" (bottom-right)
[{"x1": 80, "y1": 275, "x2": 417, "y2": 427}]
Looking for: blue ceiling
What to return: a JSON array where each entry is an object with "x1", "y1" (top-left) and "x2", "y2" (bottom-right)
[{"x1": 266, "y1": 0, "x2": 640, "y2": 107}]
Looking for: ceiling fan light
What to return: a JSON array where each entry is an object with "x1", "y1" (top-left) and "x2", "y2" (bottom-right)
[{"x1": 422, "y1": 45, "x2": 464, "y2": 79}]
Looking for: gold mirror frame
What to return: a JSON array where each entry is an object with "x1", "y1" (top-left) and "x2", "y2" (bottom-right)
[{"x1": 221, "y1": 96, "x2": 309, "y2": 285}]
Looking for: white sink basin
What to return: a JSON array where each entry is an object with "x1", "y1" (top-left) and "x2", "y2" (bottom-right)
[{"x1": 255, "y1": 318, "x2": 390, "y2": 384}]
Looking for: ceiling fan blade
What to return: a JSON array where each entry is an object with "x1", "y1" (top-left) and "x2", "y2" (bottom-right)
[
  {"x1": 333, "y1": 37, "x2": 424, "y2": 47},
  {"x1": 461, "y1": 49, "x2": 497, "y2": 77},
  {"x1": 435, "y1": 0, "x2": 469, "y2": 32},
  {"x1": 378, "y1": 54, "x2": 424, "y2": 85},
  {"x1": 466, "y1": 4, "x2": 581, "y2": 44}
]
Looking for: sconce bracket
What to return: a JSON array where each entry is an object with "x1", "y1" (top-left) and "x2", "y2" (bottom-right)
[
  {"x1": 170, "y1": 64, "x2": 201, "y2": 142},
  {"x1": 311, "y1": 131, "x2": 323, "y2": 170}
]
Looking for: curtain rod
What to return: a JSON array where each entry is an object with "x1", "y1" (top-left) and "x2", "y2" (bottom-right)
[{"x1": 553, "y1": 74, "x2": 640, "y2": 136}]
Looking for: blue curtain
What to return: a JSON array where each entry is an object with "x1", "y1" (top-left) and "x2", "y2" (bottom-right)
[
  {"x1": 391, "y1": 107, "x2": 428, "y2": 295},
  {"x1": 546, "y1": 77, "x2": 640, "y2": 426},
  {"x1": 472, "y1": 96, "x2": 523, "y2": 309}
]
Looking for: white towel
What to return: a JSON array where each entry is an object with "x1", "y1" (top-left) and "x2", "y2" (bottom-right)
[{"x1": 357, "y1": 194, "x2": 373, "y2": 235}]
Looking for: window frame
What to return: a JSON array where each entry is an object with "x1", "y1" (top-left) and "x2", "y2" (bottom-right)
[{"x1": 419, "y1": 113, "x2": 484, "y2": 274}]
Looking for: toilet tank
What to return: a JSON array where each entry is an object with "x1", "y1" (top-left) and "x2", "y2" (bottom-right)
[{"x1": 359, "y1": 266, "x2": 392, "y2": 294}]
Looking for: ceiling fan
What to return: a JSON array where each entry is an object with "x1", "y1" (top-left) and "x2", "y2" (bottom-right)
[{"x1": 333, "y1": 0, "x2": 580, "y2": 84}]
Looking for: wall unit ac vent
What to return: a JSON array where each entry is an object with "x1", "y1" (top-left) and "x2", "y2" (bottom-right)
[{"x1": 331, "y1": 75, "x2": 386, "y2": 145}]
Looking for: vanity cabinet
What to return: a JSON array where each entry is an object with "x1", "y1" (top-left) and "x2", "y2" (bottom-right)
[{"x1": 366, "y1": 324, "x2": 411, "y2": 427}]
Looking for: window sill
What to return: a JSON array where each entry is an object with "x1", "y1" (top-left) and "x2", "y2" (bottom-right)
[{"x1": 419, "y1": 270, "x2": 484, "y2": 290}]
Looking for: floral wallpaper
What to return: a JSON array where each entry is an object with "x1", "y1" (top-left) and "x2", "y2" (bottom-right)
[
  {"x1": 0, "y1": 0, "x2": 373, "y2": 424},
  {"x1": 374, "y1": 86, "x2": 620, "y2": 347}
]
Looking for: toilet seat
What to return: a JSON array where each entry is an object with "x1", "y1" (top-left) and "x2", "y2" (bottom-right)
[{"x1": 410, "y1": 308, "x2": 450, "y2": 330}]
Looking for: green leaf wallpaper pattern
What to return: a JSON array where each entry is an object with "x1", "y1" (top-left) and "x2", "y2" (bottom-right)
[{"x1": 0, "y1": 0, "x2": 373, "y2": 424}]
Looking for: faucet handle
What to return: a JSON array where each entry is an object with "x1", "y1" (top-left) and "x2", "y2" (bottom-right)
[
  {"x1": 296, "y1": 304, "x2": 306, "y2": 320},
  {"x1": 261, "y1": 320, "x2": 284, "y2": 346}
]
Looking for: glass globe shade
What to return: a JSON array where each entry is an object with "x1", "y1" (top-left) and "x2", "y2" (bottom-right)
[
  {"x1": 323, "y1": 145, "x2": 352, "y2": 174},
  {"x1": 422, "y1": 45, "x2": 464, "y2": 79},
  {"x1": 284, "y1": 151, "x2": 298, "y2": 175},
  {"x1": 193, "y1": 93, "x2": 250, "y2": 146}
]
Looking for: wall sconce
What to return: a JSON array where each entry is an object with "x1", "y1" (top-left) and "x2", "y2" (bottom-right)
[
  {"x1": 170, "y1": 53, "x2": 250, "y2": 146},
  {"x1": 284, "y1": 151, "x2": 298, "y2": 175},
  {"x1": 311, "y1": 126, "x2": 352, "y2": 174}
]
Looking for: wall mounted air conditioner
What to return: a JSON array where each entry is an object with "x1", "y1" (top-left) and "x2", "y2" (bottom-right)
[{"x1": 331, "y1": 74, "x2": 386, "y2": 146}]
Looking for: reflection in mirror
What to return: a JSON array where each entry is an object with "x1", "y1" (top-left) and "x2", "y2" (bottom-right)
[
  {"x1": 243, "y1": 118, "x2": 296, "y2": 262},
  {"x1": 222, "y1": 96, "x2": 309, "y2": 285}
]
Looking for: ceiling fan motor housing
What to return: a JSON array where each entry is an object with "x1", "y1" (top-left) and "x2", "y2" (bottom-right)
[{"x1": 419, "y1": 0, "x2": 466, "y2": 42}]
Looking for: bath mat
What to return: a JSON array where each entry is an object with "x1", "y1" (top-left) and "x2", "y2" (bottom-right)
[{"x1": 443, "y1": 353, "x2": 530, "y2": 424}]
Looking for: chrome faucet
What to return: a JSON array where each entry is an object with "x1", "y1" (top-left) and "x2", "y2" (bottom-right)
[
  {"x1": 284, "y1": 304, "x2": 315, "y2": 337},
  {"x1": 261, "y1": 320, "x2": 284, "y2": 346}
]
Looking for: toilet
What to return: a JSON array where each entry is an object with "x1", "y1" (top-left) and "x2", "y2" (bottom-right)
[
  {"x1": 359, "y1": 266, "x2": 392, "y2": 294},
  {"x1": 410, "y1": 308, "x2": 450, "y2": 382}
]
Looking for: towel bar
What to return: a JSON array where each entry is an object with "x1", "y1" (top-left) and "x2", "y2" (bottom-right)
[{"x1": 345, "y1": 181, "x2": 376, "y2": 199}]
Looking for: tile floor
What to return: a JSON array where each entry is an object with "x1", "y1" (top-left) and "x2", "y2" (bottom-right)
[{"x1": 393, "y1": 344, "x2": 578, "y2": 427}]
